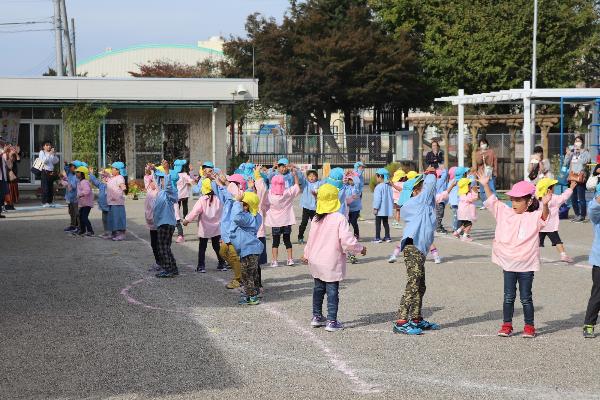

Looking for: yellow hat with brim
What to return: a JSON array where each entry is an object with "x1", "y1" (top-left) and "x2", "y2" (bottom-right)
[
  {"x1": 201, "y1": 178, "x2": 213, "y2": 195},
  {"x1": 392, "y1": 169, "x2": 406, "y2": 183},
  {"x1": 316, "y1": 183, "x2": 341, "y2": 214},
  {"x1": 75, "y1": 166, "x2": 89, "y2": 179},
  {"x1": 407, "y1": 171, "x2": 418, "y2": 180},
  {"x1": 458, "y1": 178, "x2": 472, "y2": 195},
  {"x1": 536, "y1": 177, "x2": 558, "y2": 198},
  {"x1": 242, "y1": 191, "x2": 260, "y2": 216}
]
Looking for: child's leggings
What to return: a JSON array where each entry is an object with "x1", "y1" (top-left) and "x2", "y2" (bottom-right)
[
  {"x1": 435, "y1": 202, "x2": 445, "y2": 230},
  {"x1": 78, "y1": 206, "x2": 93, "y2": 234},
  {"x1": 157, "y1": 224, "x2": 177, "y2": 273},
  {"x1": 398, "y1": 244, "x2": 426, "y2": 321},
  {"x1": 375, "y1": 216, "x2": 390, "y2": 239},
  {"x1": 240, "y1": 254, "x2": 260, "y2": 296},
  {"x1": 149, "y1": 229, "x2": 161, "y2": 265},
  {"x1": 451, "y1": 205, "x2": 458, "y2": 232},
  {"x1": 272, "y1": 226, "x2": 292, "y2": 249},
  {"x1": 348, "y1": 211, "x2": 360, "y2": 238},
  {"x1": 176, "y1": 198, "x2": 189, "y2": 236},
  {"x1": 585, "y1": 266, "x2": 600, "y2": 325},
  {"x1": 198, "y1": 235, "x2": 224, "y2": 267}
]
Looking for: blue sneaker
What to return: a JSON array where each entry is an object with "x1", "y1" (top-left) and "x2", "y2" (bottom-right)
[
  {"x1": 238, "y1": 294, "x2": 249, "y2": 305},
  {"x1": 247, "y1": 295, "x2": 260, "y2": 305},
  {"x1": 393, "y1": 321, "x2": 423, "y2": 335},
  {"x1": 155, "y1": 270, "x2": 176, "y2": 278},
  {"x1": 325, "y1": 320, "x2": 344, "y2": 332},
  {"x1": 415, "y1": 319, "x2": 440, "y2": 330},
  {"x1": 311, "y1": 315, "x2": 327, "y2": 328}
]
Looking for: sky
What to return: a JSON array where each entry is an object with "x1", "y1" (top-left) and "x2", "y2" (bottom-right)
[{"x1": 0, "y1": 0, "x2": 290, "y2": 76}]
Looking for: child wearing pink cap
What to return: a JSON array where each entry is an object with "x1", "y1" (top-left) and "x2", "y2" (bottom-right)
[
  {"x1": 265, "y1": 169, "x2": 301, "y2": 267},
  {"x1": 479, "y1": 173, "x2": 551, "y2": 339},
  {"x1": 143, "y1": 170, "x2": 161, "y2": 271}
]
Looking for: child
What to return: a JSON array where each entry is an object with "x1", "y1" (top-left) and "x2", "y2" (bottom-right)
[
  {"x1": 448, "y1": 166, "x2": 469, "y2": 232},
  {"x1": 175, "y1": 161, "x2": 196, "y2": 243},
  {"x1": 372, "y1": 168, "x2": 393, "y2": 243},
  {"x1": 536, "y1": 178, "x2": 576, "y2": 263},
  {"x1": 583, "y1": 184, "x2": 600, "y2": 338},
  {"x1": 346, "y1": 171, "x2": 363, "y2": 239},
  {"x1": 254, "y1": 167, "x2": 270, "y2": 292},
  {"x1": 230, "y1": 191, "x2": 264, "y2": 305},
  {"x1": 74, "y1": 166, "x2": 94, "y2": 236},
  {"x1": 153, "y1": 161, "x2": 180, "y2": 278},
  {"x1": 391, "y1": 169, "x2": 406, "y2": 228},
  {"x1": 435, "y1": 168, "x2": 449, "y2": 234},
  {"x1": 142, "y1": 167, "x2": 161, "y2": 271},
  {"x1": 60, "y1": 162, "x2": 79, "y2": 232},
  {"x1": 183, "y1": 178, "x2": 226, "y2": 273},
  {"x1": 392, "y1": 168, "x2": 440, "y2": 335},
  {"x1": 480, "y1": 173, "x2": 551, "y2": 338},
  {"x1": 89, "y1": 167, "x2": 111, "y2": 239},
  {"x1": 453, "y1": 177, "x2": 479, "y2": 241},
  {"x1": 265, "y1": 170, "x2": 301, "y2": 267},
  {"x1": 107, "y1": 161, "x2": 127, "y2": 241},
  {"x1": 302, "y1": 183, "x2": 366, "y2": 332},
  {"x1": 298, "y1": 169, "x2": 319, "y2": 244}
]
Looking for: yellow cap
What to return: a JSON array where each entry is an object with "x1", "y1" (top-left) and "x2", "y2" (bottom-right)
[
  {"x1": 536, "y1": 177, "x2": 558, "y2": 198},
  {"x1": 104, "y1": 168, "x2": 112, "y2": 174},
  {"x1": 75, "y1": 166, "x2": 89, "y2": 179},
  {"x1": 201, "y1": 178, "x2": 212, "y2": 195},
  {"x1": 407, "y1": 171, "x2": 418, "y2": 180},
  {"x1": 156, "y1": 165, "x2": 166, "y2": 174},
  {"x1": 316, "y1": 183, "x2": 341, "y2": 214},
  {"x1": 458, "y1": 178, "x2": 472, "y2": 195},
  {"x1": 242, "y1": 191, "x2": 260, "y2": 216},
  {"x1": 392, "y1": 169, "x2": 406, "y2": 183}
]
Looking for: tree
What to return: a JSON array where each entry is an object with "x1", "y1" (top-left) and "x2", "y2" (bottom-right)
[
  {"x1": 129, "y1": 59, "x2": 224, "y2": 78},
  {"x1": 63, "y1": 104, "x2": 110, "y2": 170},
  {"x1": 370, "y1": 0, "x2": 600, "y2": 95},
  {"x1": 224, "y1": 0, "x2": 428, "y2": 145}
]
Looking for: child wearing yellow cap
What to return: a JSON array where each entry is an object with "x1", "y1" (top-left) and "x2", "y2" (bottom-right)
[
  {"x1": 536, "y1": 178, "x2": 577, "y2": 263},
  {"x1": 391, "y1": 169, "x2": 407, "y2": 229},
  {"x1": 453, "y1": 178, "x2": 479, "y2": 241},
  {"x1": 230, "y1": 191, "x2": 264, "y2": 305},
  {"x1": 302, "y1": 184, "x2": 366, "y2": 332}
]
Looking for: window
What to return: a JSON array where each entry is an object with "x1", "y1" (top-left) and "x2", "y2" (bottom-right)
[
  {"x1": 104, "y1": 123, "x2": 126, "y2": 165},
  {"x1": 134, "y1": 124, "x2": 189, "y2": 178}
]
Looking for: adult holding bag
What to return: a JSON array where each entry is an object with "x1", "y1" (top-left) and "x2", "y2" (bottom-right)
[
  {"x1": 38, "y1": 141, "x2": 59, "y2": 207},
  {"x1": 564, "y1": 135, "x2": 591, "y2": 222}
]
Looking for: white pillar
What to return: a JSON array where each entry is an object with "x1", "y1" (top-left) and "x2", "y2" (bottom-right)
[
  {"x1": 211, "y1": 106, "x2": 217, "y2": 164},
  {"x1": 523, "y1": 81, "x2": 532, "y2": 180},
  {"x1": 457, "y1": 89, "x2": 465, "y2": 167}
]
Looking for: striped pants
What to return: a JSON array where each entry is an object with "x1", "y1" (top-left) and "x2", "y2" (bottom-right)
[{"x1": 157, "y1": 224, "x2": 177, "y2": 273}]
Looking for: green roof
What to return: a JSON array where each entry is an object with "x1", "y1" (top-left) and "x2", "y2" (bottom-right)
[{"x1": 77, "y1": 44, "x2": 224, "y2": 67}]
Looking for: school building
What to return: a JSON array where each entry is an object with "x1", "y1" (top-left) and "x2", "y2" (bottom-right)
[{"x1": 0, "y1": 76, "x2": 258, "y2": 184}]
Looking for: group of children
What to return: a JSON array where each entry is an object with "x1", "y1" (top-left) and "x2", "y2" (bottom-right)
[{"x1": 56, "y1": 156, "x2": 600, "y2": 338}]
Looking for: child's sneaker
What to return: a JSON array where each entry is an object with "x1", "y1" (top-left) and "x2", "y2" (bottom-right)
[
  {"x1": 325, "y1": 320, "x2": 344, "y2": 332},
  {"x1": 433, "y1": 254, "x2": 442, "y2": 264},
  {"x1": 460, "y1": 234, "x2": 473, "y2": 242},
  {"x1": 176, "y1": 235, "x2": 185, "y2": 243},
  {"x1": 348, "y1": 255, "x2": 358, "y2": 264},
  {"x1": 560, "y1": 253, "x2": 574, "y2": 263},
  {"x1": 196, "y1": 264, "x2": 206, "y2": 273},
  {"x1": 522, "y1": 324, "x2": 536, "y2": 338},
  {"x1": 372, "y1": 238, "x2": 383, "y2": 243},
  {"x1": 238, "y1": 294, "x2": 249, "y2": 305},
  {"x1": 388, "y1": 255, "x2": 397, "y2": 263},
  {"x1": 216, "y1": 262, "x2": 227, "y2": 271},
  {"x1": 148, "y1": 264, "x2": 162, "y2": 272},
  {"x1": 64, "y1": 226, "x2": 75, "y2": 232},
  {"x1": 414, "y1": 319, "x2": 440, "y2": 330},
  {"x1": 247, "y1": 295, "x2": 260, "y2": 305},
  {"x1": 452, "y1": 230, "x2": 461, "y2": 238},
  {"x1": 85, "y1": 232, "x2": 95, "y2": 237},
  {"x1": 311, "y1": 315, "x2": 327, "y2": 328},
  {"x1": 270, "y1": 261, "x2": 279, "y2": 268},
  {"x1": 383, "y1": 237, "x2": 392, "y2": 243},
  {"x1": 583, "y1": 324, "x2": 595, "y2": 338},
  {"x1": 497, "y1": 322, "x2": 513, "y2": 337},
  {"x1": 155, "y1": 270, "x2": 176, "y2": 278},
  {"x1": 287, "y1": 259, "x2": 295, "y2": 266},
  {"x1": 392, "y1": 320, "x2": 423, "y2": 335},
  {"x1": 298, "y1": 238, "x2": 305, "y2": 245}
]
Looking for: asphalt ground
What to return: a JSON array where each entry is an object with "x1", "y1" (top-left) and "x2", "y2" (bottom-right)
[{"x1": 1, "y1": 193, "x2": 599, "y2": 400}]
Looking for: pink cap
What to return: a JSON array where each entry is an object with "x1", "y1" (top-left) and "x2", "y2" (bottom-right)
[
  {"x1": 227, "y1": 174, "x2": 247, "y2": 191},
  {"x1": 448, "y1": 166, "x2": 457, "y2": 180},
  {"x1": 506, "y1": 181, "x2": 536, "y2": 197},
  {"x1": 270, "y1": 174, "x2": 285, "y2": 195}
]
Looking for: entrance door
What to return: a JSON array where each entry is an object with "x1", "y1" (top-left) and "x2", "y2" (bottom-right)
[{"x1": 17, "y1": 123, "x2": 31, "y2": 183}]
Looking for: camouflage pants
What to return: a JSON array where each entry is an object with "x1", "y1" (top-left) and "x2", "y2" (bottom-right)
[
  {"x1": 241, "y1": 254, "x2": 260, "y2": 297},
  {"x1": 397, "y1": 245, "x2": 426, "y2": 320}
]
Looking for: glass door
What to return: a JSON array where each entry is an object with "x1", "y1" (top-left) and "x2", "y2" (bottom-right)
[
  {"x1": 17, "y1": 123, "x2": 32, "y2": 183},
  {"x1": 32, "y1": 124, "x2": 62, "y2": 182}
]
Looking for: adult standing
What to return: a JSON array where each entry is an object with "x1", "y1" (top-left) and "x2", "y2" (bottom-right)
[
  {"x1": 39, "y1": 141, "x2": 59, "y2": 207},
  {"x1": 528, "y1": 145, "x2": 553, "y2": 184},
  {"x1": 564, "y1": 135, "x2": 591, "y2": 222},
  {"x1": 475, "y1": 138, "x2": 497, "y2": 208},
  {"x1": 425, "y1": 140, "x2": 445, "y2": 169}
]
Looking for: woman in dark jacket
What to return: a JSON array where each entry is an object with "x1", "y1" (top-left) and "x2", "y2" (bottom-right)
[{"x1": 424, "y1": 140, "x2": 444, "y2": 169}]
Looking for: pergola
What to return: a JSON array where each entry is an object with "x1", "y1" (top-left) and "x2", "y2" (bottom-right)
[{"x1": 435, "y1": 81, "x2": 600, "y2": 180}]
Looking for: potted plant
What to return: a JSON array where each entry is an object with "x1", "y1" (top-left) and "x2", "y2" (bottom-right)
[{"x1": 128, "y1": 181, "x2": 143, "y2": 200}]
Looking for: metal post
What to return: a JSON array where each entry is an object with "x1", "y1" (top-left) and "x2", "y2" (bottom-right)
[
  {"x1": 531, "y1": 0, "x2": 538, "y2": 150},
  {"x1": 212, "y1": 106, "x2": 217, "y2": 164},
  {"x1": 457, "y1": 89, "x2": 465, "y2": 167},
  {"x1": 70, "y1": 18, "x2": 76, "y2": 74},
  {"x1": 52, "y1": 0, "x2": 64, "y2": 76},
  {"x1": 102, "y1": 119, "x2": 107, "y2": 167},
  {"x1": 523, "y1": 81, "x2": 532, "y2": 180},
  {"x1": 59, "y1": 0, "x2": 74, "y2": 76},
  {"x1": 560, "y1": 97, "x2": 564, "y2": 166}
]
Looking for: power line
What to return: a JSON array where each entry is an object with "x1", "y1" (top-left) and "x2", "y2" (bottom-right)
[
  {"x1": 0, "y1": 20, "x2": 52, "y2": 26},
  {"x1": 0, "y1": 28, "x2": 54, "y2": 34}
]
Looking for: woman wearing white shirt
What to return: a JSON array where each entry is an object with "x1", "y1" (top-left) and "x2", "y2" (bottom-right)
[{"x1": 39, "y1": 141, "x2": 59, "y2": 207}]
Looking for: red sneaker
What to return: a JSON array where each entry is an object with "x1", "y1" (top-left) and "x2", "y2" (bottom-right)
[
  {"x1": 497, "y1": 322, "x2": 513, "y2": 337},
  {"x1": 522, "y1": 324, "x2": 536, "y2": 338}
]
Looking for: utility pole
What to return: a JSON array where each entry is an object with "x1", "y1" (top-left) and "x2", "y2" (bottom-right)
[
  {"x1": 52, "y1": 0, "x2": 64, "y2": 76},
  {"x1": 70, "y1": 18, "x2": 76, "y2": 72},
  {"x1": 59, "y1": 0, "x2": 75, "y2": 76},
  {"x1": 531, "y1": 0, "x2": 538, "y2": 147}
]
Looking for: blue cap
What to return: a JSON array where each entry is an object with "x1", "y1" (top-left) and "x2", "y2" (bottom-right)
[
  {"x1": 245, "y1": 162, "x2": 255, "y2": 171},
  {"x1": 376, "y1": 168, "x2": 390, "y2": 183},
  {"x1": 326, "y1": 177, "x2": 343, "y2": 189},
  {"x1": 454, "y1": 167, "x2": 469, "y2": 180},
  {"x1": 111, "y1": 161, "x2": 124, "y2": 169},
  {"x1": 174, "y1": 159, "x2": 187, "y2": 166},
  {"x1": 398, "y1": 175, "x2": 424, "y2": 206},
  {"x1": 214, "y1": 167, "x2": 221, "y2": 174},
  {"x1": 329, "y1": 167, "x2": 344, "y2": 181},
  {"x1": 202, "y1": 161, "x2": 214, "y2": 169},
  {"x1": 354, "y1": 161, "x2": 365, "y2": 170},
  {"x1": 72, "y1": 160, "x2": 87, "y2": 168},
  {"x1": 277, "y1": 158, "x2": 289, "y2": 166}
]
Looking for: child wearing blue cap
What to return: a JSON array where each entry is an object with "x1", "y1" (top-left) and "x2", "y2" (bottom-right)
[
  {"x1": 583, "y1": 184, "x2": 600, "y2": 338},
  {"x1": 59, "y1": 161, "x2": 79, "y2": 232},
  {"x1": 152, "y1": 160, "x2": 180, "y2": 278},
  {"x1": 107, "y1": 161, "x2": 127, "y2": 241},
  {"x1": 298, "y1": 169, "x2": 319, "y2": 245},
  {"x1": 372, "y1": 168, "x2": 393, "y2": 243}
]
